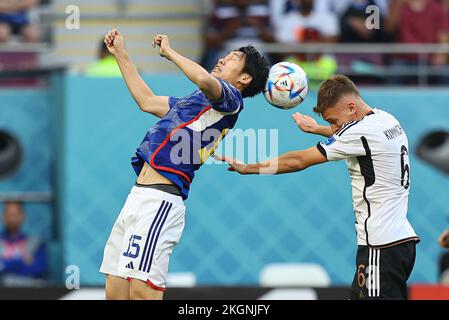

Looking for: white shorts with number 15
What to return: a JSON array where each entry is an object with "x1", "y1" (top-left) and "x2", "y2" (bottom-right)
[{"x1": 99, "y1": 186, "x2": 185, "y2": 291}]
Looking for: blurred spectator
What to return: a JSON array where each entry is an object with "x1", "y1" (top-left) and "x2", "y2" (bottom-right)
[
  {"x1": 340, "y1": 0, "x2": 390, "y2": 43},
  {"x1": 320, "y1": 0, "x2": 390, "y2": 17},
  {"x1": 0, "y1": 0, "x2": 41, "y2": 43},
  {"x1": 270, "y1": 0, "x2": 390, "y2": 26},
  {"x1": 338, "y1": 0, "x2": 392, "y2": 82},
  {"x1": 273, "y1": 0, "x2": 339, "y2": 87},
  {"x1": 85, "y1": 40, "x2": 122, "y2": 77},
  {"x1": 0, "y1": 201, "x2": 47, "y2": 287},
  {"x1": 271, "y1": 0, "x2": 338, "y2": 26},
  {"x1": 440, "y1": 0, "x2": 449, "y2": 13},
  {"x1": 274, "y1": 0, "x2": 339, "y2": 43},
  {"x1": 438, "y1": 229, "x2": 449, "y2": 283},
  {"x1": 386, "y1": 0, "x2": 449, "y2": 84},
  {"x1": 201, "y1": 0, "x2": 275, "y2": 71}
]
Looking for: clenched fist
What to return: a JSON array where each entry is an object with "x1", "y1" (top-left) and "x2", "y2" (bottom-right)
[
  {"x1": 104, "y1": 29, "x2": 126, "y2": 56},
  {"x1": 152, "y1": 34, "x2": 173, "y2": 59}
]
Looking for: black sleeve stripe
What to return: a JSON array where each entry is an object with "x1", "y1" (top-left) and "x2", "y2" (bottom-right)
[
  {"x1": 334, "y1": 120, "x2": 356, "y2": 136},
  {"x1": 336, "y1": 121, "x2": 360, "y2": 137},
  {"x1": 316, "y1": 142, "x2": 327, "y2": 158}
]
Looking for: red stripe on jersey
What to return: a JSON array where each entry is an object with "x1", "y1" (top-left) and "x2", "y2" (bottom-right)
[{"x1": 150, "y1": 106, "x2": 213, "y2": 183}]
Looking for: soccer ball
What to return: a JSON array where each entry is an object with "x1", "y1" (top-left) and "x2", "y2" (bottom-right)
[{"x1": 263, "y1": 62, "x2": 309, "y2": 109}]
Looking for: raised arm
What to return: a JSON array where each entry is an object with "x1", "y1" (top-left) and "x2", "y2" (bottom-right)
[
  {"x1": 152, "y1": 34, "x2": 223, "y2": 102},
  {"x1": 104, "y1": 29, "x2": 169, "y2": 118},
  {"x1": 215, "y1": 146, "x2": 327, "y2": 175},
  {"x1": 293, "y1": 112, "x2": 334, "y2": 138}
]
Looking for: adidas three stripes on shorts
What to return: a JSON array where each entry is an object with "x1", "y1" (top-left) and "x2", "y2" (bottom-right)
[{"x1": 100, "y1": 186, "x2": 186, "y2": 291}]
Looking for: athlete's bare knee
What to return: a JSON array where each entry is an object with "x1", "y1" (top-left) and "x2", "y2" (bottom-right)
[{"x1": 129, "y1": 279, "x2": 163, "y2": 300}]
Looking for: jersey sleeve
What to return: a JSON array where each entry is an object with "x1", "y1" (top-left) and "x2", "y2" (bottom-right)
[
  {"x1": 207, "y1": 78, "x2": 242, "y2": 114},
  {"x1": 168, "y1": 96, "x2": 181, "y2": 109},
  {"x1": 316, "y1": 125, "x2": 367, "y2": 161}
]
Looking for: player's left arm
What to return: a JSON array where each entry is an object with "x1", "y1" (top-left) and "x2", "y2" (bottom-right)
[
  {"x1": 215, "y1": 146, "x2": 327, "y2": 175},
  {"x1": 293, "y1": 112, "x2": 333, "y2": 138},
  {"x1": 153, "y1": 34, "x2": 222, "y2": 101}
]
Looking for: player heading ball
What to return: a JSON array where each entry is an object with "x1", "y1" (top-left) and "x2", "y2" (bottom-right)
[
  {"x1": 217, "y1": 75, "x2": 420, "y2": 300},
  {"x1": 99, "y1": 30, "x2": 269, "y2": 300}
]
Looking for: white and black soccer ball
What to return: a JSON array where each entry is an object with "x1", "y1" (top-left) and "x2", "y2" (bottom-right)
[{"x1": 263, "y1": 62, "x2": 309, "y2": 109}]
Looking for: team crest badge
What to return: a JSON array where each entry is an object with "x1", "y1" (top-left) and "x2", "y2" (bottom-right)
[{"x1": 324, "y1": 136, "x2": 336, "y2": 146}]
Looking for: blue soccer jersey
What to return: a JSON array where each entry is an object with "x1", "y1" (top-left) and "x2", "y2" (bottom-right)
[{"x1": 131, "y1": 79, "x2": 243, "y2": 200}]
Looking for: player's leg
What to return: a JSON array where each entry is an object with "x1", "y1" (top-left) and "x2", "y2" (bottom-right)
[
  {"x1": 129, "y1": 279, "x2": 164, "y2": 300},
  {"x1": 100, "y1": 193, "x2": 133, "y2": 299},
  {"x1": 351, "y1": 245, "x2": 393, "y2": 300},
  {"x1": 375, "y1": 241, "x2": 417, "y2": 300},
  {"x1": 350, "y1": 241, "x2": 417, "y2": 300},
  {"x1": 121, "y1": 187, "x2": 186, "y2": 300},
  {"x1": 349, "y1": 245, "x2": 369, "y2": 300},
  {"x1": 105, "y1": 275, "x2": 130, "y2": 300},
  {"x1": 100, "y1": 215, "x2": 129, "y2": 299}
]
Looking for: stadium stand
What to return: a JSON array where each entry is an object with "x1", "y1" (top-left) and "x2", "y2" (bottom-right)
[{"x1": 43, "y1": 0, "x2": 204, "y2": 73}]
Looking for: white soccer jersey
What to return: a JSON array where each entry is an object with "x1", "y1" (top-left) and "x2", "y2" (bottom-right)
[{"x1": 317, "y1": 109, "x2": 420, "y2": 248}]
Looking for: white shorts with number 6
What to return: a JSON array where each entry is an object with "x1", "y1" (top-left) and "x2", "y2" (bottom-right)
[{"x1": 99, "y1": 186, "x2": 185, "y2": 291}]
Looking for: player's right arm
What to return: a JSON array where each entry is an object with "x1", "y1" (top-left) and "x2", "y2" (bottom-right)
[
  {"x1": 293, "y1": 112, "x2": 333, "y2": 138},
  {"x1": 216, "y1": 123, "x2": 365, "y2": 175},
  {"x1": 104, "y1": 29, "x2": 169, "y2": 118}
]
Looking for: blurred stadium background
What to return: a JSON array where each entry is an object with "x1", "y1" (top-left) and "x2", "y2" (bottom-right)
[{"x1": 1, "y1": 0, "x2": 449, "y2": 300}]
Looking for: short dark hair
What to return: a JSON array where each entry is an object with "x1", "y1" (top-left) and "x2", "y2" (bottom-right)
[
  {"x1": 314, "y1": 75, "x2": 360, "y2": 115},
  {"x1": 237, "y1": 45, "x2": 269, "y2": 98}
]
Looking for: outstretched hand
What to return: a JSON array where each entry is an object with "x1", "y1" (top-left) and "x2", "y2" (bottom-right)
[
  {"x1": 292, "y1": 112, "x2": 319, "y2": 134},
  {"x1": 213, "y1": 154, "x2": 248, "y2": 174}
]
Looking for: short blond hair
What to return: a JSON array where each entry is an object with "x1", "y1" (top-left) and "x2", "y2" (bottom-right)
[{"x1": 314, "y1": 75, "x2": 360, "y2": 115}]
